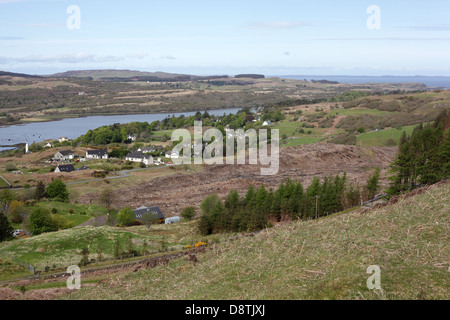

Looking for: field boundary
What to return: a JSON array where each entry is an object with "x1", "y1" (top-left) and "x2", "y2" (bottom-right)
[{"x1": 0, "y1": 174, "x2": 11, "y2": 189}]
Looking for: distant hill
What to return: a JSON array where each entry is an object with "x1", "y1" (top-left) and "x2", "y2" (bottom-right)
[
  {"x1": 0, "y1": 71, "x2": 42, "y2": 79},
  {"x1": 49, "y1": 69, "x2": 229, "y2": 82}
]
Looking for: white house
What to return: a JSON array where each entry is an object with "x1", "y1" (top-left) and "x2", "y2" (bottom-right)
[
  {"x1": 125, "y1": 151, "x2": 153, "y2": 165},
  {"x1": 58, "y1": 137, "x2": 68, "y2": 143},
  {"x1": 54, "y1": 150, "x2": 74, "y2": 161},
  {"x1": 86, "y1": 149, "x2": 108, "y2": 160},
  {"x1": 127, "y1": 134, "x2": 137, "y2": 142},
  {"x1": 164, "y1": 150, "x2": 179, "y2": 159}
]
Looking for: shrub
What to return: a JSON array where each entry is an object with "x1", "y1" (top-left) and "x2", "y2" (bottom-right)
[
  {"x1": 5, "y1": 164, "x2": 17, "y2": 172},
  {"x1": 118, "y1": 206, "x2": 136, "y2": 226},
  {"x1": 46, "y1": 179, "x2": 69, "y2": 201},
  {"x1": 28, "y1": 207, "x2": 58, "y2": 235},
  {"x1": 181, "y1": 206, "x2": 196, "y2": 221}
]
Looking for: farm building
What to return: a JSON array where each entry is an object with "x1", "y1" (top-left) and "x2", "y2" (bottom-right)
[
  {"x1": 133, "y1": 205, "x2": 164, "y2": 224},
  {"x1": 55, "y1": 164, "x2": 75, "y2": 173},
  {"x1": 86, "y1": 149, "x2": 108, "y2": 160}
]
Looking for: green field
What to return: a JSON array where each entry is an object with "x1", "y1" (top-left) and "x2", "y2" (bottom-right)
[
  {"x1": 356, "y1": 124, "x2": 419, "y2": 147},
  {"x1": 0, "y1": 177, "x2": 9, "y2": 187},
  {"x1": 35, "y1": 201, "x2": 107, "y2": 227},
  {"x1": 65, "y1": 182, "x2": 450, "y2": 300},
  {"x1": 329, "y1": 108, "x2": 393, "y2": 117},
  {"x1": 0, "y1": 219, "x2": 224, "y2": 280}
]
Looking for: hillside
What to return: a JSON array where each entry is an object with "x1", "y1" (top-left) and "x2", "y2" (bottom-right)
[
  {"x1": 0, "y1": 181, "x2": 445, "y2": 300},
  {"x1": 62, "y1": 181, "x2": 449, "y2": 300},
  {"x1": 0, "y1": 69, "x2": 428, "y2": 126}
]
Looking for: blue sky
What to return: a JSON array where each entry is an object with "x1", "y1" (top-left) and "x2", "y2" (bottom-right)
[{"x1": 1, "y1": 0, "x2": 450, "y2": 76}]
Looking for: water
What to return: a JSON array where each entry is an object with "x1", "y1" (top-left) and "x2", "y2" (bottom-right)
[
  {"x1": 0, "y1": 107, "x2": 242, "y2": 152},
  {"x1": 277, "y1": 75, "x2": 450, "y2": 89}
]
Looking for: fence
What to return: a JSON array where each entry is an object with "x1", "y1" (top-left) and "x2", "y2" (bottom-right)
[{"x1": 0, "y1": 175, "x2": 11, "y2": 189}]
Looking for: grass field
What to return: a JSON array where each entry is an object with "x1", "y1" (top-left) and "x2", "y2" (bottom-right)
[
  {"x1": 64, "y1": 182, "x2": 449, "y2": 300},
  {"x1": 356, "y1": 124, "x2": 418, "y2": 147},
  {"x1": 0, "y1": 219, "x2": 225, "y2": 280},
  {"x1": 0, "y1": 177, "x2": 9, "y2": 187},
  {"x1": 329, "y1": 108, "x2": 393, "y2": 117},
  {"x1": 35, "y1": 201, "x2": 106, "y2": 227}
]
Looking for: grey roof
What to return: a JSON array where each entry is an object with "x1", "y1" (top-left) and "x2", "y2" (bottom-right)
[
  {"x1": 56, "y1": 164, "x2": 75, "y2": 172},
  {"x1": 87, "y1": 149, "x2": 108, "y2": 156},
  {"x1": 126, "y1": 151, "x2": 152, "y2": 159},
  {"x1": 133, "y1": 206, "x2": 164, "y2": 220},
  {"x1": 58, "y1": 150, "x2": 74, "y2": 156}
]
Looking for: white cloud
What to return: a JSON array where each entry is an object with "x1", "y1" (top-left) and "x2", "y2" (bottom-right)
[{"x1": 0, "y1": 52, "x2": 147, "y2": 64}]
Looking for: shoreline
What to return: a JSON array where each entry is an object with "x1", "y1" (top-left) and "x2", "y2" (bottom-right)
[{"x1": 0, "y1": 106, "x2": 243, "y2": 128}]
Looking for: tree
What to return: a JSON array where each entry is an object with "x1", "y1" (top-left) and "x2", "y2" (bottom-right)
[
  {"x1": 199, "y1": 194, "x2": 222, "y2": 235},
  {"x1": 0, "y1": 212, "x2": 13, "y2": 242},
  {"x1": 98, "y1": 187, "x2": 113, "y2": 213},
  {"x1": 79, "y1": 246, "x2": 90, "y2": 266},
  {"x1": 46, "y1": 179, "x2": 69, "y2": 201},
  {"x1": 118, "y1": 206, "x2": 136, "y2": 226},
  {"x1": 141, "y1": 211, "x2": 159, "y2": 230},
  {"x1": 113, "y1": 238, "x2": 122, "y2": 259},
  {"x1": 9, "y1": 201, "x2": 28, "y2": 224},
  {"x1": 96, "y1": 238, "x2": 104, "y2": 261},
  {"x1": 181, "y1": 206, "x2": 196, "y2": 221},
  {"x1": 28, "y1": 207, "x2": 58, "y2": 235},
  {"x1": 34, "y1": 180, "x2": 46, "y2": 201},
  {"x1": 346, "y1": 183, "x2": 361, "y2": 207},
  {"x1": 0, "y1": 189, "x2": 15, "y2": 214},
  {"x1": 366, "y1": 167, "x2": 381, "y2": 200}
]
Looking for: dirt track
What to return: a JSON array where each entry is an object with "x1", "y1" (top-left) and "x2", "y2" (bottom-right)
[{"x1": 79, "y1": 143, "x2": 397, "y2": 216}]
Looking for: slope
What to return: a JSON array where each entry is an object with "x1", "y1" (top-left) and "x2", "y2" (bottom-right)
[{"x1": 66, "y1": 181, "x2": 449, "y2": 300}]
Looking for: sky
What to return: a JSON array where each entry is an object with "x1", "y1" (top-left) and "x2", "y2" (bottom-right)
[{"x1": 1, "y1": 0, "x2": 450, "y2": 76}]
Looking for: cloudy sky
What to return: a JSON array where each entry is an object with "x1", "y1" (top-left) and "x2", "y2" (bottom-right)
[{"x1": 1, "y1": 0, "x2": 450, "y2": 76}]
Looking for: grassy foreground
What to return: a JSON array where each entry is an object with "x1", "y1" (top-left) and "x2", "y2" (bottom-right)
[{"x1": 66, "y1": 182, "x2": 449, "y2": 300}]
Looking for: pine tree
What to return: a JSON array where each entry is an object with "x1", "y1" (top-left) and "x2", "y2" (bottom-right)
[
  {"x1": 34, "y1": 180, "x2": 46, "y2": 201},
  {"x1": 0, "y1": 212, "x2": 13, "y2": 243},
  {"x1": 366, "y1": 168, "x2": 381, "y2": 200}
]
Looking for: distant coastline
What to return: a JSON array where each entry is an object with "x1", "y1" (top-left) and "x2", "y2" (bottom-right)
[{"x1": 276, "y1": 75, "x2": 450, "y2": 89}]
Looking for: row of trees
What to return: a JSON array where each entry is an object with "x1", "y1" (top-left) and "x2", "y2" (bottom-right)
[
  {"x1": 74, "y1": 107, "x2": 285, "y2": 147},
  {"x1": 198, "y1": 172, "x2": 381, "y2": 235},
  {"x1": 388, "y1": 109, "x2": 450, "y2": 195}
]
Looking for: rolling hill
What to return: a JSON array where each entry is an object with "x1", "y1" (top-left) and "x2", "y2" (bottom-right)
[{"x1": 61, "y1": 181, "x2": 449, "y2": 300}]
